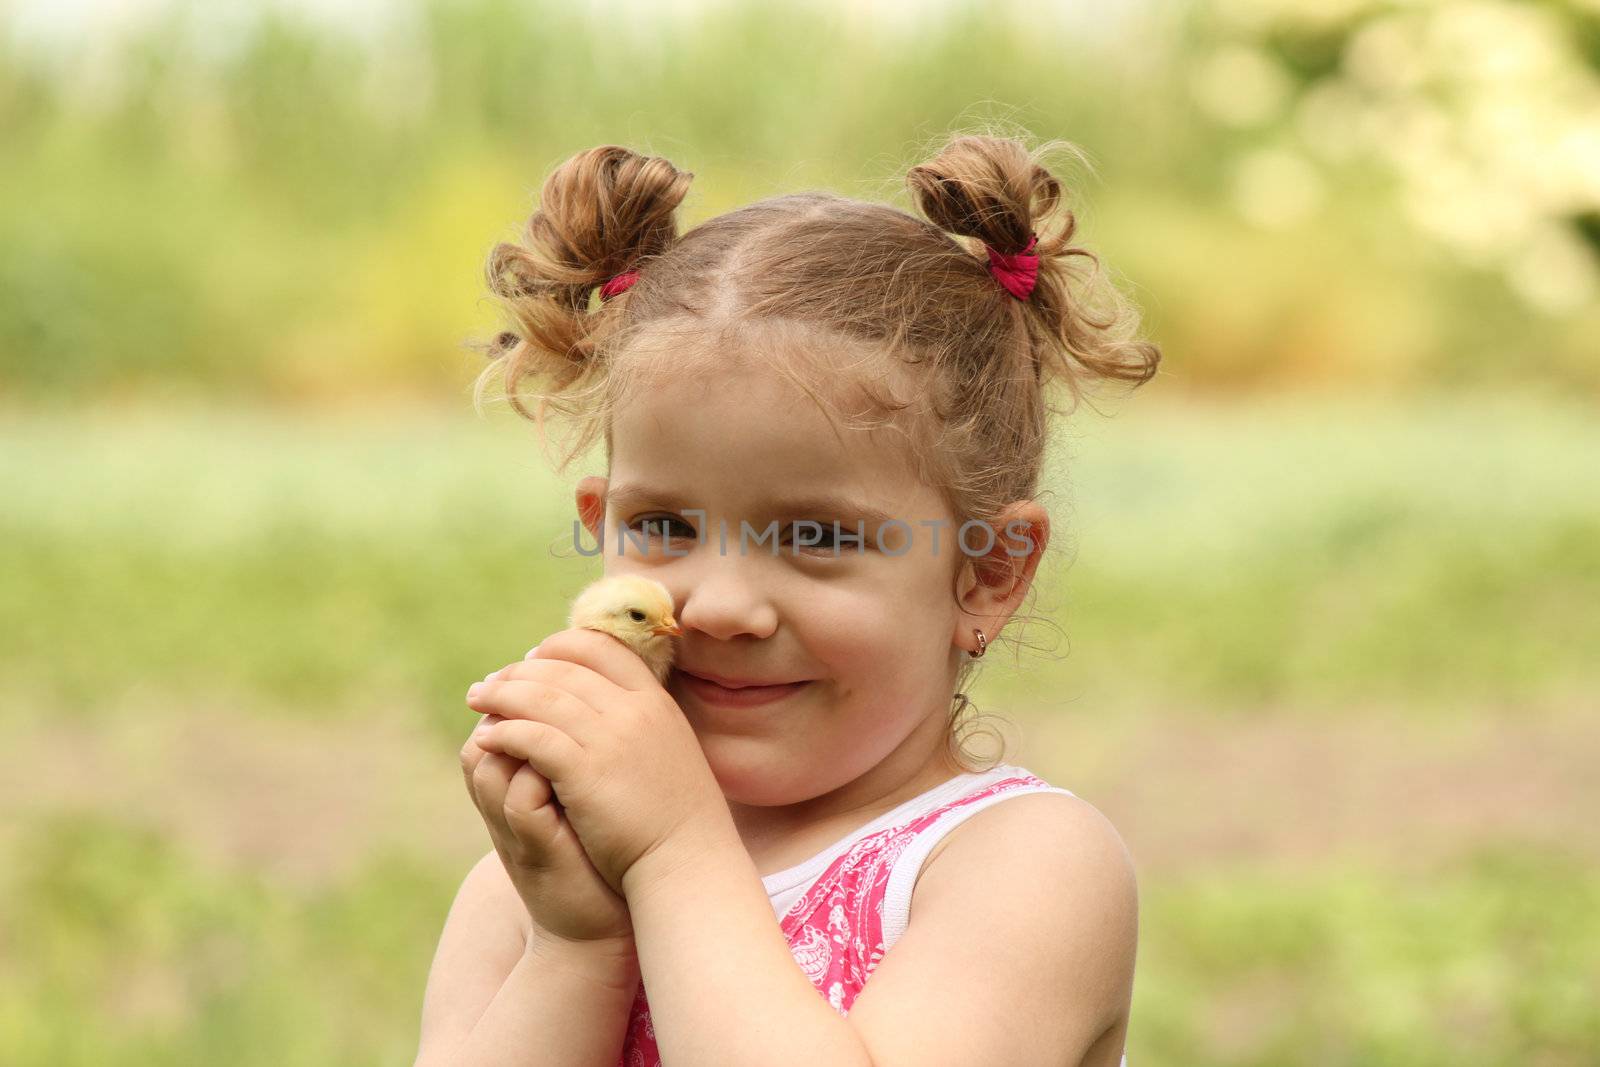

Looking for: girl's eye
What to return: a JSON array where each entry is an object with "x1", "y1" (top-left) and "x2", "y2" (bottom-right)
[
  {"x1": 628, "y1": 514, "x2": 697, "y2": 540},
  {"x1": 784, "y1": 521, "x2": 850, "y2": 554},
  {"x1": 627, "y1": 609, "x2": 647, "y2": 622}
]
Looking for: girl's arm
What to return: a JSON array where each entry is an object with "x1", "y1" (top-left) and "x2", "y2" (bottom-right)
[
  {"x1": 414, "y1": 848, "x2": 642, "y2": 1067},
  {"x1": 619, "y1": 793, "x2": 1137, "y2": 1067}
]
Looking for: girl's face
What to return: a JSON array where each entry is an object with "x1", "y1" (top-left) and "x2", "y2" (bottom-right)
[{"x1": 575, "y1": 354, "x2": 983, "y2": 808}]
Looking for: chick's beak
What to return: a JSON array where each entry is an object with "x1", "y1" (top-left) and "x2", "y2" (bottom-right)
[{"x1": 652, "y1": 619, "x2": 683, "y2": 637}]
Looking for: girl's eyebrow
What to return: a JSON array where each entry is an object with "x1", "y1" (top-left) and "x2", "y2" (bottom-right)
[{"x1": 606, "y1": 484, "x2": 894, "y2": 525}]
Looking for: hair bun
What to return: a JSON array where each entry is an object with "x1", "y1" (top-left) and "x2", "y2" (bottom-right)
[
  {"x1": 488, "y1": 145, "x2": 693, "y2": 311},
  {"x1": 906, "y1": 134, "x2": 1061, "y2": 255},
  {"x1": 906, "y1": 132, "x2": 1160, "y2": 391},
  {"x1": 477, "y1": 145, "x2": 693, "y2": 426}
]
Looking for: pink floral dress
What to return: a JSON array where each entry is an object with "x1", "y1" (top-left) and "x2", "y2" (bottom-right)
[{"x1": 614, "y1": 764, "x2": 1110, "y2": 1066}]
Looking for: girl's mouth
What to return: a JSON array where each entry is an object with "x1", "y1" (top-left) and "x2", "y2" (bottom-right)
[{"x1": 673, "y1": 669, "x2": 812, "y2": 708}]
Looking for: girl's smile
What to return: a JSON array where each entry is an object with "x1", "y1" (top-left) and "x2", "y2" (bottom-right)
[{"x1": 672, "y1": 667, "x2": 815, "y2": 708}]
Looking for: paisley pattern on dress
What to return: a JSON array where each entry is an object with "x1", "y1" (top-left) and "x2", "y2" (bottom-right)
[{"x1": 614, "y1": 773, "x2": 1052, "y2": 1066}]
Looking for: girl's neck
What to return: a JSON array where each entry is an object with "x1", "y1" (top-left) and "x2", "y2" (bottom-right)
[{"x1": 729, "y1": 736, "x2": 974, "y2": 879}]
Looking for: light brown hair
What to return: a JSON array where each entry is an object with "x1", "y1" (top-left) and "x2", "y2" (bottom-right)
[{"x1": 474, "y1": 131, "x2": 1162, "y2": 771}]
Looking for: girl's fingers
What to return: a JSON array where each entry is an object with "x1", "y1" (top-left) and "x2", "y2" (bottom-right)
[
  {"x1": 467, "y1": 680, "x2": 594, "y2": 741},
  {"x1": 469, "y1": 752, "x2": 524, "y2": 840},
  {"x1": 505, "y1": 760, "x2": 555, "y2": 810},
  {"x1": 501, "y1": 764, "x2": 564, "y2": 856},
  {"x1": 475, "y1": 718, "x2": 584, "y2": 785},
  {"x1": 459, "y1": 716, "x2": 495, "y2": 783},
  {"x1": 461, "y1": 710, "x2": 567, "y2": 868},
  {"x1": 463, "y1": 714, "x2": 517, "y2": 821},
  {"x1": 483, "y1": 761, "x2": 559, "y2": 876},
  {"x1": 459, "y1": 713, "x2": 509, "y2": 779},
  {"x1": 463, "y1": 741, "x2": 556, "y2": 863},
  {"x1": 494, "y1": 656, "x2": 618, "y2": 715}
]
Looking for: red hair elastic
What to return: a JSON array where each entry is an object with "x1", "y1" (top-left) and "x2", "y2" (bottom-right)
[
  {"x1": 985, "y1": 234, "x2": 1040, "y2": 301},
  {"x1": 598, "y1": 270, "x2": 640, "y2": 301}
]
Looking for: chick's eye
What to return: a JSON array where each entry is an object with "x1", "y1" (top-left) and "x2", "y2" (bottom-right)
[{"x1": 627, "y1": 609, "x2": 647, "y2": 622}]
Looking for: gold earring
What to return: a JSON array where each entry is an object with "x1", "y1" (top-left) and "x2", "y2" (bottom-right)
[{"x1": 972, "y1": 628, "x2": 987, "y2": 658}]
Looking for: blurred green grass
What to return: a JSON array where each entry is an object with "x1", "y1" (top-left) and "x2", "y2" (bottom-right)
[{"x1": 3, "y1": 810, "x2": 1594, "y2": 1066}]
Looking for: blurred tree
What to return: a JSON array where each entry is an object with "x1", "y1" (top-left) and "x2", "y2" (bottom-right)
[
  {"x1": 1179, "y1": 0, "x2": 1600, "y2": 316},
  {"x1": 0, "y1": 0, "x2": 1595, "y2": 400}
]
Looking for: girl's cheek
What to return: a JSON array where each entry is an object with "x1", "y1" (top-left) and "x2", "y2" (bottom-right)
[{"x1": 880, "y1": 526, "x2": 915, "y2": 554}]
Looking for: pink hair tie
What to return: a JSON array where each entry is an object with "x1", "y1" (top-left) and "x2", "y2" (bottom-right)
[
  {"x1": 984, "y1": 234, "x2": 1040, "y2": 301},
  {"x1": 598, "y1": 269, "x2": 640, "y2": 301}
]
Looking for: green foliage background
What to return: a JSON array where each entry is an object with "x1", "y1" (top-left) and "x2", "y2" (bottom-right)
[{"x1": 3, "y1": 0, "x2": 1597, "y2": 403}]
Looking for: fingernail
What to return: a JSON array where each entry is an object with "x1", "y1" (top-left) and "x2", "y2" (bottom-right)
[
  {"x1": 524, "y1": 644, "x2": 541, "y2": 659},
  {"x1": 467, "y1": 683, "x2": 483, "y2": 699}
]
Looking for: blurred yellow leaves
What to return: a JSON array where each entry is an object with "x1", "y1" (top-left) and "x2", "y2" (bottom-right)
[{"x1": 273, "y1": 155, "x2": 524, "y2": 403}]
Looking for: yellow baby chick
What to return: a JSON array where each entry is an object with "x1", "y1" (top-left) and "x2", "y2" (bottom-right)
[{"x1": 568, "y1": 574, "x2": 683, "y2": 684}]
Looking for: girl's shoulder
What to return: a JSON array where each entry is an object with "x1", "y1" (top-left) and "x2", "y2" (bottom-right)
[
  {"x1": 867, "y1": 781, "x2": 1138, "y2": 1062},
  {"x1": 915, "y1": 782, "x2": 1136, "y2": 907}
]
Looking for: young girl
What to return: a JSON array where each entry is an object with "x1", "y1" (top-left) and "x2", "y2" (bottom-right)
[{"x1": 416, "y1": 132, "x2": 1161, "y2": 1067}]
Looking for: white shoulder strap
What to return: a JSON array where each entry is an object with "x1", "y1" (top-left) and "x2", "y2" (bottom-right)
[{"x1": 879, "y1": 780, "x2": 1076, "y2": 950}]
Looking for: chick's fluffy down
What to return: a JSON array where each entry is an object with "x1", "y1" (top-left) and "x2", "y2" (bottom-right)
[{"x1": 567, "y1": 575, "x2": 682, "y2": 684}]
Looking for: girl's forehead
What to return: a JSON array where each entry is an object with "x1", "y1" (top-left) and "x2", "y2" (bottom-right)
[
  {"x1": 618, "y1": 316, "x2": 888, "y2": 396},
  {"x1": 613, "y1": 365, "x2": 897, "y2": 473},
  {"x1": 608, "y1": 333, "x2": 940, "y2": 513}
]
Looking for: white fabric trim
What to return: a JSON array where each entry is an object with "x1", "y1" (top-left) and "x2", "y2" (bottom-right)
[
  {"x1": 762, "y1": 764, "x2": 1027, "y2": 920},
  {"x1": 879, "y1": 779, "x2": 1077, "y2": 951}
]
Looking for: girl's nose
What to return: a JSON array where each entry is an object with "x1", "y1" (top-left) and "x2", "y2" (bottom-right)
[{"x1": 673, "y1": 560, "x2": 779, "y2": 642}]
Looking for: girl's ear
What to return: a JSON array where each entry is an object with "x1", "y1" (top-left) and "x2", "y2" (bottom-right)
[
  {"x1": 953, "y1": 502, "x2": 1050, "y2": 653},
  {"x1": 575, "y1": 475, "x2": 609, "y2": 544}
]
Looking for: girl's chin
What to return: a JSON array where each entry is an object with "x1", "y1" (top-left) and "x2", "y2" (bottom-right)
[{"x1": 702, "y1": 758, "x2": 813, "y2": 808}]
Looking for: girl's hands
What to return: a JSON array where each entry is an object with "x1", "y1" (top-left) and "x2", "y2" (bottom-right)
[
  {"x1": 459, "y1": 649, "x2": 633, "y2": 949},
  {"x1": 466, "y1": 627, "x2": 732, "y2": 901}
]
